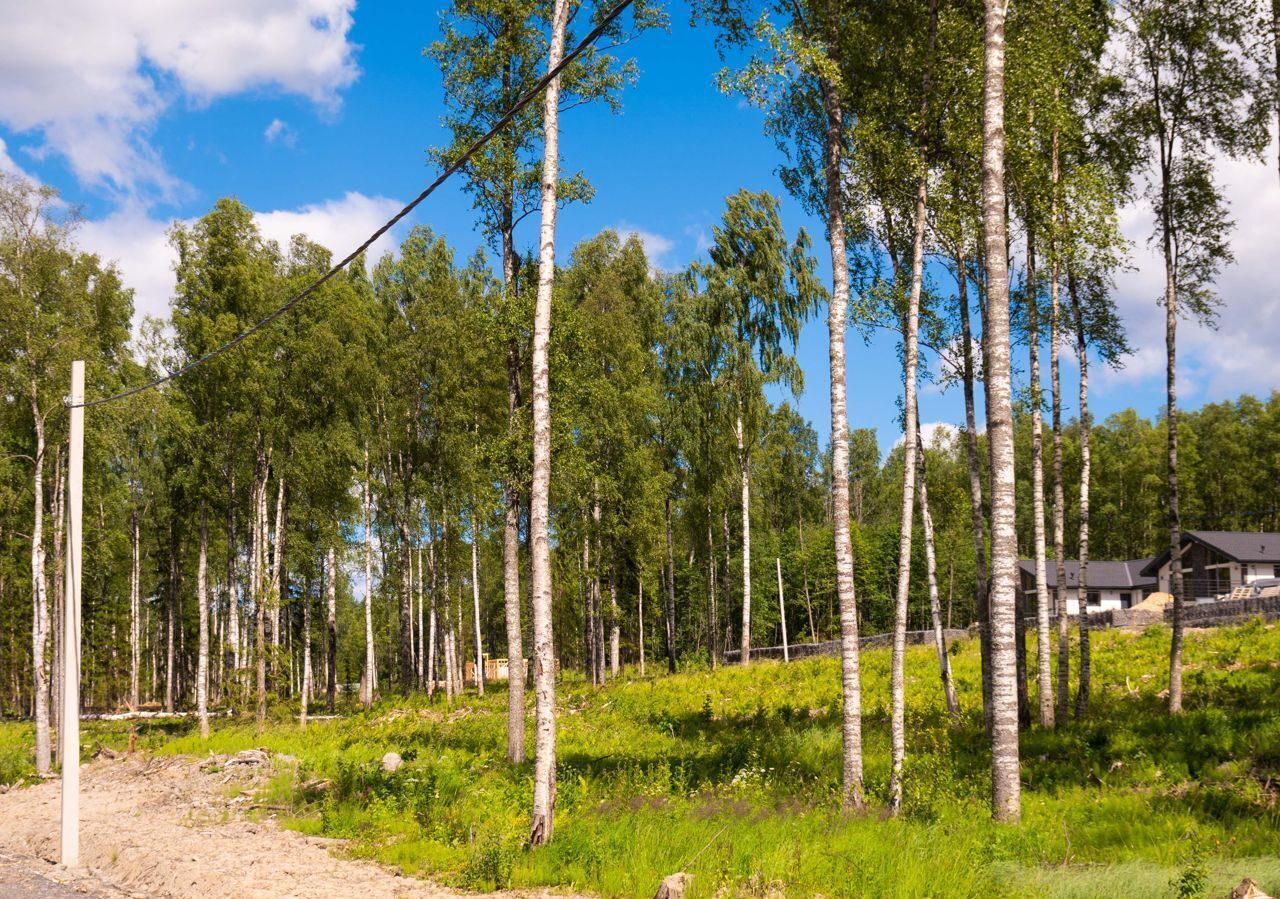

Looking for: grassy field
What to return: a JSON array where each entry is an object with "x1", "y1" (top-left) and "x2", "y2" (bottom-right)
[{"x1": 4, "y1": 621, "x2": 1280, "y2": 897}]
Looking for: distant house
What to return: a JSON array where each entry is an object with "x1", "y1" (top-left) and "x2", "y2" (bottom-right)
[
  {"x1": 1140, "y1": 530, "x2": 1280, "y2": 603},
  {"x1": 1017, "y1": 558, "x2": 1156, "y2": 616}
]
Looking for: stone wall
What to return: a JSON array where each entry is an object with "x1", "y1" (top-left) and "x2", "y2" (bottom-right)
[{"x1": 1163, "y1": 594, "x2": 1280, "y2": 627}]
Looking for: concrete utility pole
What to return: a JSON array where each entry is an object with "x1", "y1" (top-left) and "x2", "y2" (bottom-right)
[
  {"x1": 776, "y1": 557, "x2": 789, "y2": 663},
  {"x1": 61, "y1": 360, "x2": 84, "y2": 867}
]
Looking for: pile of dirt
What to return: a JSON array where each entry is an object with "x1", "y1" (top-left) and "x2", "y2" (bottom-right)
[
  {"x1": 1134, "y1": 591, "x2": 1174, "y2": 612},
  {"x1": 0, "y1": 754, "x2": 570, "y2": 899}
]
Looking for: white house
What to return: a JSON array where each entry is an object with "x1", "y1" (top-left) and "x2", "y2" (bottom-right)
[
  {"x1": 1017, "y1": 558, "x2": 1157, "y2": 616},
  {"x1": 1139, "y1": 530, "x2": 1280, "y2": 603}
]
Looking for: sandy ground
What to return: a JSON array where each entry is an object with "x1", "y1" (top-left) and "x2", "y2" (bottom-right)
[{"x1": 0, "y1": 754, "x2": 568, "y2": 899}]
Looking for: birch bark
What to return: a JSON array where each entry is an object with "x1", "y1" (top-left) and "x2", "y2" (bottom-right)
[{"x1": 529, "y1": 0, "x2": 570, "y2": 844}]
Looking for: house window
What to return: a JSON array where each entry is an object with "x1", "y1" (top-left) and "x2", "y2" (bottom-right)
[
  {"x1": 1274, "y1": 564, "x2": 1280, "y2": 578},
  {"x1": 1120, "y1": 592, "x2": 1132, "y2": 609},
  {"x1": 1086, "y1": 590, "x2": 1100, "y2": 609}
]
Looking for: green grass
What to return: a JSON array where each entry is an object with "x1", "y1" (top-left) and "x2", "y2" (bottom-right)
[{"x1": 4, "y1": 620, "x2": 1280, "y2": 897}]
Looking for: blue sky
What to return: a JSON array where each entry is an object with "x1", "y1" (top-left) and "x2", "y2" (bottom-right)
[{"x1": 2, "y1": 0, "x2": 1277, "y2": 458}]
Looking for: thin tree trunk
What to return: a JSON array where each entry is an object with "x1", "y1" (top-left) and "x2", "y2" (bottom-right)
[
  {"x1": 888, "y1": 159, "x2": 927, "y2": 816},
  {"x1": 1071, "y1": 269, "x2": 1093, "y2": 718},
  {"x1": 890, "y1": 0, "x2": 936, "y2": 796},
  {"x1": 418, "y1": 544, "x2": 425, "y2": 688},
  {"x1": 530, "y1": 0, "x2": 570, "y2": 836},
  {"x1": 301, "y1": 575, "x2": 312, "y2": 728},
  {"x1": 736, "y1": 410, "x2": 752, "y2": 665},
  {"x1": 362, "y1": 469, "x2": 376, "y2": 706},
  {"x1": 471, "y1": 507, "x2": 485, "y2": 696},
  {"x1": 1049, "y1": 122, "x2": 1069, "y2": 721},
  {"x1": 637, "y1": 576, "x2": 646, "y2": 677},
  {"x1": 775, "y1": 558, "x2": 789, "y2": 662},
  {"x1": 707, "y1": 518, "x2": 718, "y2": 670},
  {"x1": 198, "y1": 507, "x2": 210, "y2": 740},
  {"x1": 428, "y1": 529, "x2": 439, "y2": 698},
  {"x1": 609, "y1": 568, "x2": 620, "y2": 677},
  {"x1": 270, "y1": 477, "x2": 285, "y2": 663},
  {"x1": 956, "y1": 249, "x2": 992, "y2": 733},
  {"x1": 1164, "y1": 196, "x2": 1185, "y2": 714},
  {"x1": 227, "y1": 474, "x2": 240, "y2": 678},
  {"x1": 503, "y1": 483, "x2": 525, "y2": 761},
  {"x1": 981, "y1": 0, "x2": 1021, "y2": 822},
  {"x1": 31, "y1": 405, "x2": 51, "y2": 775},
  {"x1": 917, "y1": 429, "x2": 961, "y2": 727},
  {"x1": 819, "y1": 69, "x2": 865, "y2": 811},
  {"x1": 798, "y1": 515, "x2": 816, "y2": 642},
  {"x1": 525, "y1": 86, "x2": 567, "y2": 836},
  {"x1": 326, "y1": 544, "x2": 337, "y2": 713},
  {"x1": 581, "y1": 529, "x2": 594, "y2": 681},
  {"x1": 1027, "y1": 227, "x2": 1054, "y2": 729},
  {"x1": 398, "y1": 516, "x2": 415, "y2": 691},
  {"x1": 166, "y1": 520, "x2": 179, "y2": 715},
  {"x1": 129, "y1": 509, "x2": 141, "y2": 712},
  {"x1": 51, "y1": 450, "x2": 64, "y2": 751},
  {"x1": 663, "y1": 498, "x2": 677, "y2": 673},
  {"x1": 253, "y1": 447, "x2": 268, "y2": 733}
]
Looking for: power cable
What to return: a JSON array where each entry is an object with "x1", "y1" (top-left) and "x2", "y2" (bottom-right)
[{"x1": 76, "y1": 0, "x2": 637, "y2": 409}]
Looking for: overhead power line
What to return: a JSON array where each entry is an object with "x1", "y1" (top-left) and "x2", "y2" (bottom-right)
[{"x1": 77, "y1": 0, "x2": 637, "y2": 410}]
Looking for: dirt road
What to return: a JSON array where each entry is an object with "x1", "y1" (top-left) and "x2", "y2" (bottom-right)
[{"x1": 0, "y1": 755, "x2": 559, "y2": 899}]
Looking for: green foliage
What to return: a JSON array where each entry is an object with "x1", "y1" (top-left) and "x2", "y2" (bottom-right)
[{"x1": 7, "y1": 623, "x2": 1274, "y2": 896}]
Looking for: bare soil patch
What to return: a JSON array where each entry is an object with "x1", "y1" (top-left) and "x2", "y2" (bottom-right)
[{"x1": 0, "y1": 754, "x2": 569, "y2": 899}]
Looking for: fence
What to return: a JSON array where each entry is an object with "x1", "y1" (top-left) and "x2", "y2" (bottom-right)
[{"x1": 722, "y1": 629, "x2": 969, "y2": 664}]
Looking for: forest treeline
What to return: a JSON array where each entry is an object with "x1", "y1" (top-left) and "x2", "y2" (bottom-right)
[{"x1": 3, "y1": 0, "x2": 1278, "y2": 830}]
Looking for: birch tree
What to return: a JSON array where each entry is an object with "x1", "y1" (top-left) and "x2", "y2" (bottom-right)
[
  {"x1": 528, "y1": 0, "x2": 570, "y2": 845},
  {"x1": 980, "y1": 0, "x2": 1022, "y2": 823},
  {"x1": 1120, "y1": 0, "x2": 1269, "y2": 713}
]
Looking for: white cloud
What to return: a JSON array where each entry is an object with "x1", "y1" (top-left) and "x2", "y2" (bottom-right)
[
  {"x1": 894, "y1": 421, "x2": 961, "y2": 449},
  {"x1": 0, "y1": 0, "x2": 359, "y2": 196},
  {"x1": 0, "y1": 137, "x2": 28, "y2": 178},
  {"x1": 78, "y1": 205, "x2": 177, "y2": 325},
  {"x1": 1102, "y1": 131, "x2": 1280, "y2": 403},
  {"x1": 612, "y1": 222, "x2": 675, "y2": 270},
  {"x1": 264, "y1": 118, "x2": 298, "y2": 148},
  {"x1": 77, "y1": 192, "x2": 403, "y2": 334},
  {"x1": 256, "y1": 191, "x2": 403, "y2": 266}
]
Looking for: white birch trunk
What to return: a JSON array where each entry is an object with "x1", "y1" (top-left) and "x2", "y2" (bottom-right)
[
  {"x1": 130, "y1": 510, "x2": 140, "y2": 712},
  {"x1": 981, "y1": 0, "x2": 1022, "y2": 822},
  {"x1": 1050, "y1": 122, "x2": 1069, "y2": 721},
  {"x1": 504, "y1": 489, "x2": 525, "y2": 761},
  {"x1": 227, "y1": 476, "x2": 240, "y2": 679},
  {"x1": 1072, "y1": 273, "x2": 1093, "y2": 718},
  {"x1": 736, "y1": 411, "x2": 752, "y2": 665},
  {"x1": 529, "y1": 0, "x2": 569, "y2": 845},
  {"x1": 820, "y1": 73, "x2": 864, "y2": 810},
  {"x1": 31, "y1": 404, "x2": 51, "y2": 775},
  {"x1": 198, "y1": 508, "x2": 210, "y2": 740},
  {"x1": 888, "y1": 169, "x2": 926, "y2": 817},
  {"x1": 422, "y1": 542, "x2": 427, "y2": 691},
  {"x1": 362, "y1": 469, "x2": 376, "y2": 707},
  {"x1": 637, "y1": 577, "x2": 645, "y2": 678},
  {"x1": 270, "y1": 477, "x2": 285, "y2": 656},
  {"x1": 916, "y1": 431, "x2": 961, "y2": 727},
  {"x1": 775, "y1": 558, "x2": 789, "y2": 662},
  {"x1": 301, "y1": 576, "x2": 311, "y2": 728},
  {"x1": 1027, "y1": 233, "x2": 1055, "y2": 729},
  {"x1": 326, "y1": 544, "x2": 337, "y2": 713},
  {"x1": 609, "y1": 570, "x2": 620, "y2": 678},
  {"x1": 471, "y1": 511, "x2": 485, "y2": 695}
]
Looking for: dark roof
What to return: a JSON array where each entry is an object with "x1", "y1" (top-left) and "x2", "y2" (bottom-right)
[
  {"x1": 1139, "y1": 531, "x2": 1280, "y2": 576},
  {"x1": 1018, "y1": 559, "x2": 1156, "y2": 590}
]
